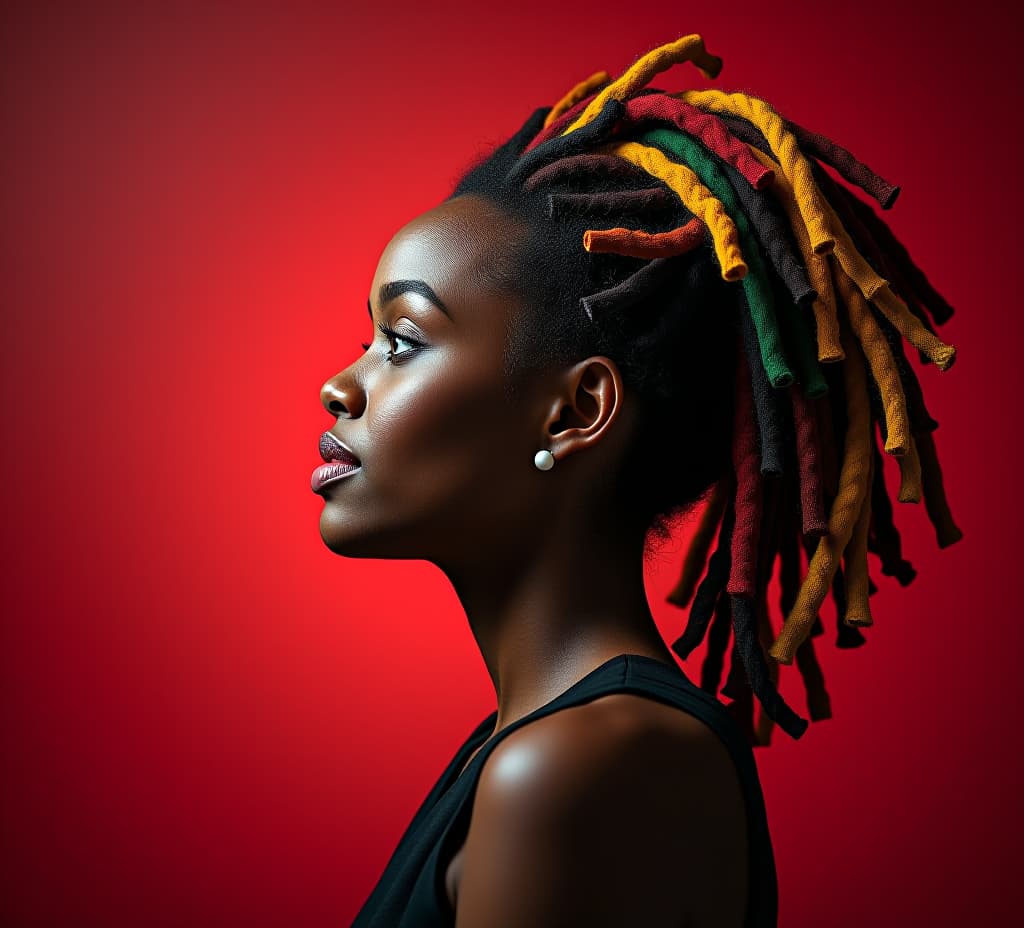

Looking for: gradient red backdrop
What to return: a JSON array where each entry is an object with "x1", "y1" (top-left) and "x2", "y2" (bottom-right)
[{"x1": 2, "y1": 1, "x2": 1018, "y2": 925}]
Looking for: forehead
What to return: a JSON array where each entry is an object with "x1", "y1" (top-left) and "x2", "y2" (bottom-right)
[{"x1": 370, "y1": 195, "x2": 526, "y2": 316}]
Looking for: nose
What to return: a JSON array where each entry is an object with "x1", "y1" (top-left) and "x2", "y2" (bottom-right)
[{"x1": 320, "y1": 369, "x2": 365, "y2": 418}]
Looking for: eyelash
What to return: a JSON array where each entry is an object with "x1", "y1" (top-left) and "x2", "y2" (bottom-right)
[{"x1": 360, "y1": 320, "x2": 425, "y2": 363}]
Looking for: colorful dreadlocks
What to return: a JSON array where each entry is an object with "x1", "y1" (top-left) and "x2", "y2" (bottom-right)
[{"x1": 448, "y1": 33, "x2": 961, "y2": 744}]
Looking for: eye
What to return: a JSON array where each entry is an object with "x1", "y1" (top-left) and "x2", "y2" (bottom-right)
[{"x1": 360, "y1": 320, "x2": 425, "y2": 363}]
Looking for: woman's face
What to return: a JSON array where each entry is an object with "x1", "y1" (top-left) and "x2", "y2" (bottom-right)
[{"x1": 316, "y1": 193, "x2": 554, "y2": 564}]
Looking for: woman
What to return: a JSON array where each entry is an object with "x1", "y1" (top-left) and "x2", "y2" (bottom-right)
[{"x1": 314, "y1": 33, "x2": 960, "y2": 927}]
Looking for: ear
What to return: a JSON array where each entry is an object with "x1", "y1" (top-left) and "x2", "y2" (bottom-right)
[{"x1": 539, "y1": 355, "x2": 630, "y2": 463}]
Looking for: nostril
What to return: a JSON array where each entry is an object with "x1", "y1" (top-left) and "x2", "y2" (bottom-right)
[{"x1": 328, "y1": 401, "x2": 345, "y2": 413}]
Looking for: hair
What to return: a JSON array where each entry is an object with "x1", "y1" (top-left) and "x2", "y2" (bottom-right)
[{"x1": 441, "y1": 34, "x2": 961, "y2": 745}]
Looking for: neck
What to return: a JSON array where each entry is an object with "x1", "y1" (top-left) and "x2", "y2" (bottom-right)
[{"x1": 437, "y1": 505, "x2": 676, "y2": 733}]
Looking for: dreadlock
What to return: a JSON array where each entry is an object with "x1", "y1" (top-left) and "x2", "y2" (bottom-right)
[{"x1": 444, "y1": 33, "x2": 961, "y2": 745}]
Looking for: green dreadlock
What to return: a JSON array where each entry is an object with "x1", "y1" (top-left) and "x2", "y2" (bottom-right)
[{"x1": 445, "y1": 33, "x2": 961, "y2": 744}]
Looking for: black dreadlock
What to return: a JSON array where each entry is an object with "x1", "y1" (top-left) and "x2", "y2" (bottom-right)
[{"x1": 438, "y1": 33, "x2": 961, "y2": 745}]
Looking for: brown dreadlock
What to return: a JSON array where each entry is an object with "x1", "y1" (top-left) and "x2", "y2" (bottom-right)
[{"x1": 445, "y1": 33, "x2": 961, "y2": 744}]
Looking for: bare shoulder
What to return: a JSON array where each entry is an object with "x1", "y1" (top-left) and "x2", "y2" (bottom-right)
[{"x1": 454, "y1": 694, "x2": 749, "y2": 927}]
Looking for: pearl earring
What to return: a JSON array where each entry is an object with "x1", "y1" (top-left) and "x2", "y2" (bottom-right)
[{"x1": 534, "y1": 449, "x2": 555, "y2": 471}]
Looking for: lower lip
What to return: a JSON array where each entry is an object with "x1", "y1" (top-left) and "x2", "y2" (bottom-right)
[{"x1": 311, "y1": 461, "x2": 361, "y2": 493}]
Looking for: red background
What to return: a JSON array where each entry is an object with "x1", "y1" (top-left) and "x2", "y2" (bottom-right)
[{"x1": 2, "y1": 1, "x2": 1018, "y2": 925}]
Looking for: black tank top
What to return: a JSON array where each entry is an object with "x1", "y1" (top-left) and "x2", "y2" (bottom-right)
[{"x1": 350, "y1": 653, "x2": 778, "y2": 927}]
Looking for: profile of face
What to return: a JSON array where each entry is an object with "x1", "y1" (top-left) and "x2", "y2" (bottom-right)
[{"x1": 316, "y1": 193, "x2": 629, "y2": 568}]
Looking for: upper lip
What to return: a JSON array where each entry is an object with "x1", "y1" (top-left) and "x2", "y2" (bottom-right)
[{"x1": 319, "y1": 432, "x2": 361, "y2": 465}]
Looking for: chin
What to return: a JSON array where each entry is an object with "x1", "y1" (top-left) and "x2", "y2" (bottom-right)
[
  {"x1": 317, "y1": 511, "x2": 422, "y2": 561},
  {"x1": 318, "y1": 518, "x2": 376, "y2": 559}
]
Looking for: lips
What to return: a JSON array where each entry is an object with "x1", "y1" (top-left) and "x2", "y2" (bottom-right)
[{"x1": 319, "y1": 432, "x2": 360, "y2": 465}]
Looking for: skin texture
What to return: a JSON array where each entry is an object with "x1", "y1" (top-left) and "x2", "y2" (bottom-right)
[
  {"x1": 318, "y1": 194, "x2": 748, "y2": 926},
  {"x1": 452, "y1": 695, "x2": 748, "y2": 927}
]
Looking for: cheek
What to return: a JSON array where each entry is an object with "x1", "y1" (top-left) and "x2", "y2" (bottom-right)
[{"x1": 372, "y1": 356, "x2": 512, "y2": 466}]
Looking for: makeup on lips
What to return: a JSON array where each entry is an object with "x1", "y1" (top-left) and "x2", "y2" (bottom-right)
[{"x1": 313, "y1": 432, "x2": 362, "y2": 493}]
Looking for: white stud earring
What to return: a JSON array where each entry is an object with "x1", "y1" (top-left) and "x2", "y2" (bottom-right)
[{"x1": 534, "y1": 449, "x2": 555, "y2": 471}]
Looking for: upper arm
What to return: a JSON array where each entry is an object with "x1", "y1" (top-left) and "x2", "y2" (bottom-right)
[{"x1": 453, "y1": 699, "x2": 749, "y2": 928}]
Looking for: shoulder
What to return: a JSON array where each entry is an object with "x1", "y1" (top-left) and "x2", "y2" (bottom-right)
[
  {"x1": 485, "y1": 692, "x2": 738, "y2": 798},
  {"x1": 484, "y1": 693, "x2": 746, "y2": 807},
  {"x1": 455, "y1": 694, "x2": 749, "y2": 927}
]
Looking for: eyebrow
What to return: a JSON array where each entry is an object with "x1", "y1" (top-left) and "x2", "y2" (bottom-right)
[{"x1": 367, "y1": 280, "x2": 453, "y2": 321}]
